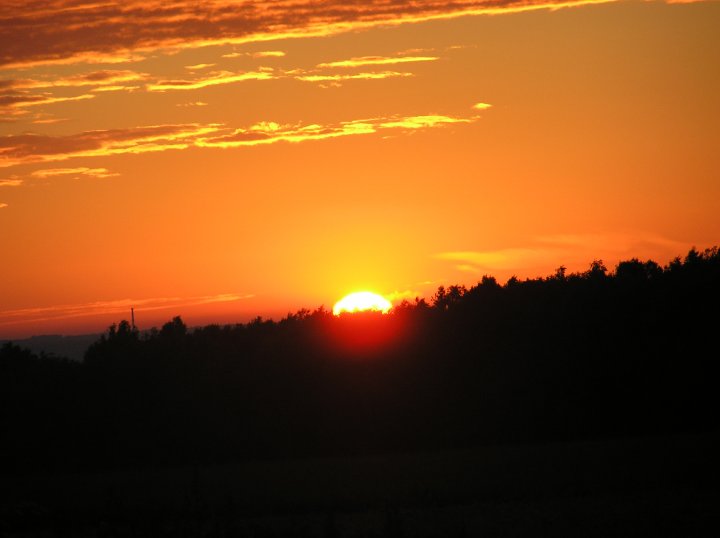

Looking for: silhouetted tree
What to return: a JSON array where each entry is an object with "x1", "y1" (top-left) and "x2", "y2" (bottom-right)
[{"x1": 2, "y1": 247, "x2": 718, "y2": 474}]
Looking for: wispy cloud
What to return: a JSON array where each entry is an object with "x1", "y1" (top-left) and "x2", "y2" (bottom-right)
[
  {"x1": 0, "y1": 71, "x2": 145, "y2": 116},
  {"x1": 253, "y1": 50, "x2": 286, "y2": 58},
  {"x1": 0, "y1": 293, "x2": 255, "y2": 327},
  {"x1": 473, "y1": 102, "x2": 492, "y2": 110},
  {"x1": 0, "y1": 202, "x2": 7, "y2": 209},
  {"x1": 437, "y1": 248, "x2": 544, "y2": 271},
  {"x1": 222, "y1": 50, "x2": 285, "y2": 59},
  {"x1": 0, "y1": 178, "x2": 22, "y2": 187},
  {"x1": 0, "y1": 104, "x2": 488, "y2": 168},
  {"x1": 6, "y1": 70, "x2": 146, "y2": 90},
  {"x1": 295, "y1": 71, "x2": 414, "y2": 83},
  {"x1": 32, "y1": 116, "x2": 69, "y2": 124},
  {"x1": 31, "y1": 167, "x2": 118, "y2": 179},
  {"x1": 0, "y1": 123, "x2": 221, "y2": 168},
  {"x1": 176, "y1": 101, "x2": 209, "y2": 107},
  {"x1": 317, "y1": 55, "x2": 439, "y2": 68},
  {"x1": 436, "y1": 233, "x2": 691, "y2": 277},
  {"x1": 378, "y1": 115, "x2": 474, "y2": 129},
  {"x1": 0, "y1": 91, "x2": 95, "y2": 111},
  {"x1": 198, "y1": 112, "x2": 477, "y2": 149},
  {"x1": 0, "y1": 0, "x2": 623, "y2": 70},
  {"x1": 185, "y1": 63, "x2": 216, "y2": 71},
  {"x1": 147, "y1": 70, "x2": 275, "y2": 91}
]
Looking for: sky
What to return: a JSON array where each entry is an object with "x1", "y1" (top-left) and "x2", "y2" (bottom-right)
[{"x1": 1, "y1": 0, "x2": 719, "y2": 337}]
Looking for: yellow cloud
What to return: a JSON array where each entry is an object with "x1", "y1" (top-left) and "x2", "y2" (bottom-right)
[
  {"x1": 379, "y1": 115, "x2": 472, "y2": 129},
  {"x1": 90, "y1": 85, "x2": 139, "y2": 92},
  {"x1": 199, "y1": 111, "x2": 479, "y2": 149},
  {"x1": 317, "y1": 55, "x2": 439, "y2": 68},
  {"x1": 253, "y1": 51, "x2": 286, "y2": 58},
  {"x1": 0, "y1": 178, "x2": 22, "y2": 187},
  {"x1": 0, "y1": 123, "x2": 222, "y2": 168},
  {"x1": 3, "y1": 93, "x2": 95, "y2": 110},
  {"x1": 185, "y1": 63, "x2": 216, "y2": 70},
  {"x1": 1, "y1": 107, "x2": 483, "y2": 167},
  {"x1": 176, "y1": 101, "x2": 209, "y2": 107},
  {"x1": 11, "y1": 70, "x2": 147, "y2": 90},
  {"x1": 222, "y1": 50, "x2": 286, "y2": 59},
  {"x1": 1, "y1": 0, "x2": 618, "y2": 70},
  {"x1": 31, "y1": 116, "x2": 68, "y2": 125},
  {"x1": 147, "y1": 70, "x2": 275, "y2": 91},
  {"x1": 473, "y1": 102, "x2": 492, "y2": 110},
  {"x1": 31, "y1": 167, "x2": 118, "y2": 179},
  {"x1": 296, "y1": 71, "x2": 414, "y2": 82}
]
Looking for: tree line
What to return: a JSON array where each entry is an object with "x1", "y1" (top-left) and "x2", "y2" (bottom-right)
[{"x1": 2, "y1": 247, "x2": 718, "y2": 475}]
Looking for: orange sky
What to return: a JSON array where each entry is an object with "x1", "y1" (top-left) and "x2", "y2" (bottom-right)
[{"x1": 1, "y1": 0, "x2": 719, "y2": 337}]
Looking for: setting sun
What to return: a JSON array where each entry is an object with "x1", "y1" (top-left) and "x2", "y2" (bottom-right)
[{"x1": 333, "y1": 292, "x2": 392, "y2": 316}]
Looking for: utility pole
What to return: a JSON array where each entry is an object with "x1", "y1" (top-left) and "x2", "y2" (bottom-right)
[{"x1": 131, "y1": 307, "x2": 136, "y2": 331}]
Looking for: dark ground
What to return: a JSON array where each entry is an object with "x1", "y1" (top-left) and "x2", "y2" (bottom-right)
[{"x1": 2, "y1": 431, "x2": 718, "y2": 537}]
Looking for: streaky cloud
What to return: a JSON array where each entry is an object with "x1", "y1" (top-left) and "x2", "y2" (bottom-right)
[
  {"x1": 0, "y1": 0, "x2": 622, "y2": 70},
  {"x1": 295, "y1": 71, "x2": 414, "y2": 83},
  {"x1": 31, "y1": 167, "x2": 118, "y2": 179},
  {"x1": 0, "y1": 293, "x2": 255, "y2": 327},
  {"x1": 0, "y1": 104, "x2": 489, "y2": 168},
  {"x1": 147, "y1": 70, "x2": 275, "y2": 91},
  {"x1": 317, "y1": 55, "x2": 439, "y2": 68},
  {"x1": 0, "y1": 123, "x2": 221, "y2": 168}
]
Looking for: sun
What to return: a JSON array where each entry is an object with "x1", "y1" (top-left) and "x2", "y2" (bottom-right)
[{"x1": 333, "y1": 291, "x2": 392, "y2": 316}]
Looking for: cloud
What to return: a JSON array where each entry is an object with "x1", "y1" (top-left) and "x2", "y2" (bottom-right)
[
  {"x1": 32, "y1": 116, "x2": 69, "y2": 124},
  {"x1": 0, "y1": 91, "x2": 95, "y2": 110},
  {"x1": 6, "y1": 70, "x2": 146, "y2": 90},
  {"x1": 0, "y1": 123, "x2": 221, "y2": 168},
  {"x1": 0, "y1": 105, "x2": 485, "y2": 168},
  {"x1": 198, "y1": 112, "x2": 476, "y2": 148},
  {"x1": 221, "y1": 50, "x2": 286, "y2": 59},
  {"x1": 0, "y1": 293, "x2": 255, "y2": 327},
  {"x1": 378, "y1": 115, "x2": 473, "y2": 129},
  {"x1": 185, "y1": 63, "x2": 216, "y2": 70},
  {"x1": 31, "y1": 167, "x2": 118, "y2": 179},
  {"x1": 90, "y1": 85, "x2": 139, "y2": 93},
  {"x1": 0, "y1": 71, "x2": 145, "y2": 116},
  {"x1": 436, "y1": 233, "x2": 691, "y2": 277},
  {"x1": 437, "y1": 249, "x2": 544, "y2": 271},
  {"x1": 473, "y1": 102, "x2": 492, "y2": 110},
  {"x1": 176, "y1": 101, "x2": 209, "y2": 107},
  {"x1": 0, "y1": 203, "x2": 7, "y2": 209},
  {"x1": 252, "y1": 51, "x2": 286, "y2": 58},
  {"x1": 386, "y1": 289, "x2": 424, "y2": 303},
  {"x1": 317, "y1": 55, "x2": 439, "y2": 68},
  {"x1": 147, "y1": 70, "x2": 275, "y2": 91},
  {"x1": 295, "y1": 71, "x2": 414, "y2": 83},
  {"x1": 0, "y1": 178, "x2": 22, "y2": 187},
  {"x1": 0, "y1": 0, "x2": 623, "y2": 70}
]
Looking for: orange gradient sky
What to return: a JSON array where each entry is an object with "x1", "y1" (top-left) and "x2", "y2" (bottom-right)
[{"x1": 1, "y1": 0, "x2": 719, "y2": 337}]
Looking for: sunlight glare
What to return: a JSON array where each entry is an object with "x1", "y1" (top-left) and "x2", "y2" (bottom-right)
[{"x1": 333, "y1": 291, "x2": 392, "y2": 316}]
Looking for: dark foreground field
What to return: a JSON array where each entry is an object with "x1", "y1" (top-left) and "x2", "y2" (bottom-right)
[{"x1": 3, "y1": 431, "x2": 718, "y2": 537}]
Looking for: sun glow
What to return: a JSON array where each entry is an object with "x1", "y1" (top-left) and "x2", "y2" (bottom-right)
[{"x1": 333, "y1": 291, "x2": 392, "y2": 316}]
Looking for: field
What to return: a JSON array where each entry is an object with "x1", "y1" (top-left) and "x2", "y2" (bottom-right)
[{"x1": 3, "y1": 431, "x2": 718, "y2": 537}]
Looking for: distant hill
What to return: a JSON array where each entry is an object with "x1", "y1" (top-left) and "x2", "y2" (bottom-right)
[{"x1": 0, "y1": 333, "x2": 99, "y2": 361}]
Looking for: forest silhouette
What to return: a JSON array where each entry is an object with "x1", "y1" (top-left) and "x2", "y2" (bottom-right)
[{"x1": 2, "y1": 247, "x2": 719, "y2": 475}]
